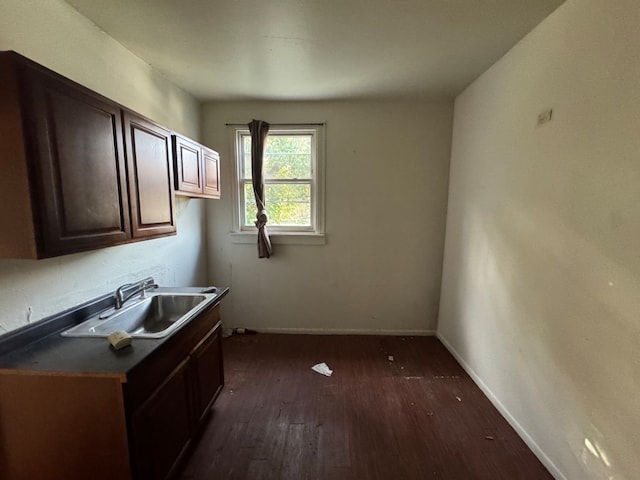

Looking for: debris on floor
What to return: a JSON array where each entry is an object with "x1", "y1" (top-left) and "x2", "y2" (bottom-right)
[
  {"x1": 222, "y1": 327, "x2": 234, "y2": 338},
  {"x1": 485, "y1": 435, "x2": 495, "y2": 441},
  {"x1": 311, "y1": 362, "x2": 333, "y2": 377},
  {"x1": 456, "y1": 396, "x2": 462, "y2": 402},
  {"x1": 234, "y1": 327, "x2": 257, "y2": 335},
  {"x1": 222, "y1": 327, "x2": 257, "y2": 337},
  {"x1": 388, "y1": 355, "x2": 394, "y2": 361}
]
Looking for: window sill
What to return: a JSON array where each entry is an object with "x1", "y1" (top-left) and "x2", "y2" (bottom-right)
[{"x1": 229, "y1": 232, "x2": 326, "y2": 245}]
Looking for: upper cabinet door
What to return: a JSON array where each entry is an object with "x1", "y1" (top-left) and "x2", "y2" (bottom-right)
[
  {"x1": 173, "y1": 135, "x2": 203, "y2": 194},
  {"x1": 202, "y1": 148, "x2": 221, "y2": 199},
  {"x1": 20, "y1": 63, "x2": 131, "y2": 257},
  {"x1": 123, "y1": 112, "x2": 176, "y2": 238},
  {"x1": 172, "y1": 134, "x2": 221, "y2": 199}
]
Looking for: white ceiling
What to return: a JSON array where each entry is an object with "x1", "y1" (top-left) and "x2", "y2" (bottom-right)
[{"x1": 63, "y1": 0, "x2": 564, "y2": 101}]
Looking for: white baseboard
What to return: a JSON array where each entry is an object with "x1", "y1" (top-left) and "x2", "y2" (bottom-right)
[
  {"x1": 436, "y1": 332, "x2": 567, "y2": 480},
  {"x1": 241, "y1": 327, "x2": 437, "y2": 336}
]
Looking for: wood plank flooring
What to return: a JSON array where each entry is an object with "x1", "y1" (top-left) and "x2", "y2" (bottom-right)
[{"x1": 179, "y1": 334, "x2": 553, "y2": 480}]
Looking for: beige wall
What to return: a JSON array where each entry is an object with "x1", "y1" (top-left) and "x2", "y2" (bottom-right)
[
  {"x1": 0, "y1": 0, "x2": 207, "y2": 334},
  {"x1": 203, "y1": 100, "x2": 452, "y2": 334},
  {"x1": 438, "y1": 1, "x2": 640, "y2": 479}
]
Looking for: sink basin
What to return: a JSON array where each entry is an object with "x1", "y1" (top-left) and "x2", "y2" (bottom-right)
[{"x1": 61, "y1": 293, "x2": 214, "y2": 339}]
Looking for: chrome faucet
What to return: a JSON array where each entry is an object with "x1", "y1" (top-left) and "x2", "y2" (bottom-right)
[{"x1": 115, "y1": 277, "x2": 158, "y2": 309}]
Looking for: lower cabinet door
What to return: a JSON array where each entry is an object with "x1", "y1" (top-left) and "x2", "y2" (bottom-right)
[
  {"x1": 131, "y1": 358, "x2": 192, "y2": 480},
  {"x1": 191, "y1": 325, "x2": 224, "y2": 424}
]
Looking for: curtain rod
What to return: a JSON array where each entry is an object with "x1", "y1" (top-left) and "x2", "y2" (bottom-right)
[{"x1": 224, "y1": 122, "x2": 325, "y2": 127}]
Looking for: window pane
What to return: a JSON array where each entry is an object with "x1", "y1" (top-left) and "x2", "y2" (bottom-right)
[
  {"x1": 243, "y1": 183, "x2": 255, "y2": 226},
  {"x1": 265, "y1": 135, "x2": 311, "y2": 155},
  {"x1": 241, "y1": 134, "x2": 312, "y2": 180},
  {"x1": 265, "y1": 135, "x2": 311, "y2": 179},
  {"x1": 243, "y1": 183, "x2": 311, "y2": 227},
  {"x1": 266, "y1": 183, "x2": 311, "y2": 226},
  {"x1": 264, "y1": 153, "x2": 311, "y2": 179},
  {"x1": 242, "y1": 135, "x2": 252, "y2": 179}
]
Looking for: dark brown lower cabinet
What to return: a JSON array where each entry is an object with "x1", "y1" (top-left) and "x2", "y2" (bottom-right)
[
  {"x1": 191, "y1": 326, "x2": 224, "y2": 423},
  {"x1": 130, "y1": 322, "x2": 224, "y2": 480},
  {"x1": 0, "y1": 305, "x2": 224, "y2": 480},
  {"x1": 132, "y1": 358, "x2": 192, "y2": 480}
]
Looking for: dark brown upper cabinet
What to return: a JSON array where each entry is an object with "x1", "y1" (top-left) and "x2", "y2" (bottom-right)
[
  {"x1": 0, "y1": 51, "x2": 176, "y2": 259},
  {"x1": 124, "y1": 112, "x2": 176, "y2": 238},
  {"x1": 173, "y1": 134, "x2": 220, "y2": 199},
  {"x1": 202, "y1": 147, "x2": 221, "y2": 198}
]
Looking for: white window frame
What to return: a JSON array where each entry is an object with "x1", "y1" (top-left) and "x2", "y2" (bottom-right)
[{"x1": 230, "y1": 124, "x2": 325, "y2": 245}]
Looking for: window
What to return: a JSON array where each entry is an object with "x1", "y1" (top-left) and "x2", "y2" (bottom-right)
[{"x1": 232, "y1": 125, "x2": 325, "y2": 243}]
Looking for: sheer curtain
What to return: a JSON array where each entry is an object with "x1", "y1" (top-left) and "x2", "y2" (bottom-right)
[{"x1": 248, "y1": 119, "x2": 272, "y2": 258}]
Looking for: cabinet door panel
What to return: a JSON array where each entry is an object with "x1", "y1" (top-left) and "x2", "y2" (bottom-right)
[
  {"x1": 172, "y1": 134, "x2": 220, "y2": 199},
  {"x1": 202, "y1": 148, "x2": 221, "y2": 198},
  {"x1": 0, "y1": 374, "x2": 132, "y2": 480},
  {"x1": 192, "y1": 325, "x2": 224, "y2": 424},
  {"x1": 124, "y1": 112, "x2": 176, "y2": 238},
  {"x1": 132, "y1": 358, "x2": 191, "y2": 480},
  {"x1": 174, "y1": 135, "x2": 203, "y2": 194},
  {"x1": 22, "y1": 66, "x2": 130, "y2": 256}
]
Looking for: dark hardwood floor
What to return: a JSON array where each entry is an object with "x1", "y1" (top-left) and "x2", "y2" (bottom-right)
[{"x1": 179, "y1": 334, "x2": 552, "y2": 480}]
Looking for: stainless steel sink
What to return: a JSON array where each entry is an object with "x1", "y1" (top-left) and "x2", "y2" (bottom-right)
[{"x1": 61, "y1": 293, "x2": 214, "y2": 339}]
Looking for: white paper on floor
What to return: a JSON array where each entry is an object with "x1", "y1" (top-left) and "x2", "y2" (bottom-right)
[{"x1": 311, "y1": 362, "x2": 333, "y2": 377}]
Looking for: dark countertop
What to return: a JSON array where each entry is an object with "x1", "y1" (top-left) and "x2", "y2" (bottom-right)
[{"x1": 0, "y1": 286, "x2": 228, "y2": 377}]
